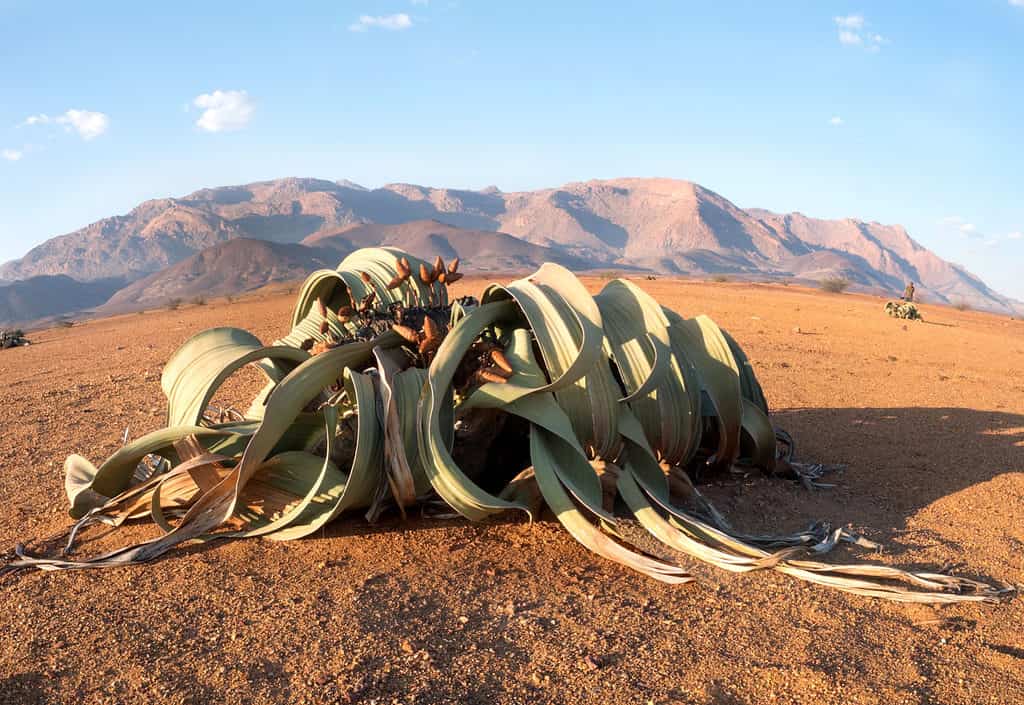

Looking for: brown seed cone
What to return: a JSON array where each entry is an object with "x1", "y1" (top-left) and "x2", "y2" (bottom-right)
[
  {"x1": 418, "y1": 337, "x2": 440, "y2": 354},
  {"x1": 438, "y1": 271, "x2": 447, "y2": 284},
  {"x1": 359, "y1": 271, "x2": 372, "y2": 284},
  {"x1": 319, "y1": 320, "x2": 330, "y2": 335},
  {"x1": 490, "y1": 349, "x2": 514, "y2": 374},
  {"x1": 419, "y1": 263, "x2": 433, "y2": 285},
  {"x1": 422, "y1": 316, "x2": 440, "y2": 341},
  {"x1": 448, "y1": 257, "x2": 459, "y2": 274},
  {"x1": 310, "y1": 340, "x2": 333, "y2": 356},
  {"x1": 445, "y1": 272, "x2": 463, "y2": 285},
  {"x1": 433, "y1": 255, "x2": 445, "y2": 278},
  {"x1": 476, "y1": 369, "x2": 509, "y2": 385},
  {"x1": 392, "y1": 324, "x2": 420, "y2": 344},
  {"x1": 400, "y1": 256, "x2": 411, "y2": 273},
  {"x1": 386, "y1": 274, "x2": 403, "y2": 289},
  {"x1": 359, "y1": 291, "x2": 376, "y2": 311},
  {"x1": 337, "y1": 305, "x2": 354, "y2": 318},
  {"x1": 488, "y1": 364, "x2": 512, "y2": 379}
]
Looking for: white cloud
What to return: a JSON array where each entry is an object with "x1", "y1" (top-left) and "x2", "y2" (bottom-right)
[
  {"x1": 1007, "y1": 231, "x2": 1023, "y2": 240},
  {"x1": 2, "y1": 148, "x2": 22, "y2": 161},
  {"x1": 834, "y1": 14, "x2": 865, "y2": 30},
  {"x1": 349, "y1": 13, "x2": 413, "y2": 31},
  {"x1": 984, "y1": 238, "x2": 1000, "y2": 247},
  {"x1": 829, "y1": 116, "x2": 843, "y2": 126},
  {"x1": 1011, "y1": 1, "x2": 1024, "y2": 7},
  {"x1": 937, "y1": 216, "x2": 985, "y2": 239},
  {"x1": 55, "y1": 109, "x2": 109, "y2": 140},
  {"x1": 18, "y1": 110, "x2": 109, "y2": 139},
  {"x1": 18, "y1": 114, "x2": 51, "y2": 127},
  {"x1": 834, "y1": 15, "x2": 886, "y2": 51},
  {"x1": 838, "y1": 30, "x2": 862, "y2": 46},
  {"x1": 193, "y1": 90, "x2": 255, "y2": 132}
]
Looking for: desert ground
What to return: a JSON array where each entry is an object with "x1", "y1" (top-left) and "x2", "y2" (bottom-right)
[{"x1": 1, "y1": 277, "x2": 1022, "y2": 705}]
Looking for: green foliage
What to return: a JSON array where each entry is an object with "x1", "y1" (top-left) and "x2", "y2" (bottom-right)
[
  {"x1": 7, "y1": 247, "x2": 1004, "y2": 604},
  {"x1": 885, "y1": 301, "x2": 923, "y2": 321}
]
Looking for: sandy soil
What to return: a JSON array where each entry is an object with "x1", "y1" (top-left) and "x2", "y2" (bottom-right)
[{"x1": 1, "y1": 278, "x2": 1022, "y2": 705}]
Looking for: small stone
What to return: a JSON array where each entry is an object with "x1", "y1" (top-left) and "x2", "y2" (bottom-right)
[
  {"x1": 400, "y1": 639, "x2": 414, "y2": 654},
  {"x1": 580, "y1": 654, "x2": 600, "y2": 671},
  {"x1": 457, "y1": 615, "x2": 469, "y2": 624},
  {"x1": 793, "y1": 326, "x2": 802, "y2": 334}
]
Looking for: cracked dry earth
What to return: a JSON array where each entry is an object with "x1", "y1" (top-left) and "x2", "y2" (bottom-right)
[{"x1": 1, "y1": 278, "x2": 1022, "y2": 705}]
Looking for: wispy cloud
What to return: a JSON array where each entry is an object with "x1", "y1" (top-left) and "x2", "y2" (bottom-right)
[
  {"x1": 18, "y1": 114, "x2": 50, "y2": 127},
  {"x1": 1011, "y1": 1, "x2": 1024, "y2": 7},
  {"x1": 938, "y1": 215, "x2": 984, "y2": 239},
  {"x1": 349, "y1": 13, "x2": 413, "y2": 32},
  {"x1": 1007, "y1": 231, "x2": 1022, "y2": 240},
  {"x1": 193, "y1": 90, "x2": 255, "y2": 132},
  {"x1": 18, "y1": 109, "x2": 109, "y2": 139},
  {"x1": 833, "y1": 15, "x2": 887, "y2": 52},
  {"x1": 829, "y1": 116, "x2": 843, "y2": 126},
  {"x1": 2, "y1": 148, "x2": 22, "y2": 161}
]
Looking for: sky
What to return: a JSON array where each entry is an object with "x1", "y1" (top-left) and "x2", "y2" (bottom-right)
[{"x1": 1, "y1": 0, "x2": 1022, "y2": 297}]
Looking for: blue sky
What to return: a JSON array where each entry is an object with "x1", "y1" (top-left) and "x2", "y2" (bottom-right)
[{"x1": 1, "y1": 1, "x2": 1022, "y2": 297}]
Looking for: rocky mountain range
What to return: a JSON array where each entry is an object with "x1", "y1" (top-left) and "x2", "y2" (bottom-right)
[{"x1": 1, "y1": 176, "x2": 1018, "y2": 325}]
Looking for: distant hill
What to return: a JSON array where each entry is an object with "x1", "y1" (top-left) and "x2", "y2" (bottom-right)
[
  {"x1": 301, "y1": 219, "x2": 592, "y2": 272},
  {"x1": 1, "y1": 176, "x2": 1020, "y2": 323},
  {"x1": 98, "y1": 239, "x2": 334, "y2": 313},
  {"x1": 0, "y1": 275, "x2": 126, "y2": 326}
]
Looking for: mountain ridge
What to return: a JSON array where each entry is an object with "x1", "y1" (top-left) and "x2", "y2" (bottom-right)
[{"x1": 1, "y1": 176, "x2": 1019, "y2": 322}]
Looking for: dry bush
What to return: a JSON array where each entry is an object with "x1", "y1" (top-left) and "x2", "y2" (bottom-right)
[
  {"x1": 820, "y1": 277, "x2": 850, "y2": 294},
  {"x1": 711, "y1": 274, "x2": 730, "y2": 283},
  {"x1": 193, "y1": 296, "x2": 207, "y2": 306},
  {"x1": 166, "y1": 298, "x2": 182, "y2": 311},
  {"x1": 953, "y1": 300, "x2": 971, "y2": 311}
]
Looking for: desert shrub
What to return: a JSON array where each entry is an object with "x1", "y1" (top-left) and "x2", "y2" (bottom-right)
[
  {"x1": 57, "y1": 319, "x2": 74, "y2": 328},
  {"x1": 193, "y1": 295, "x2": 207, "y2": 306},
  {"x1": 711, "y1": 274, "x2": 730, "y2": 283},
  {"x1": 167, "y1": 298, "x2": 182, "y2": 311},
  {"x1": 953, "y1": 300, "x2": 971, "y2": 311},
  {"x1": 820, "y1": 277, "x2": 850, "y2": 294}
]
